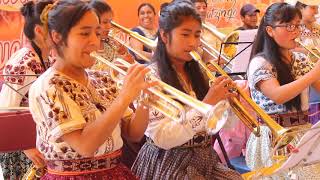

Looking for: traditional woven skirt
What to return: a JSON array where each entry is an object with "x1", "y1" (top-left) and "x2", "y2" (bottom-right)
[
  {"x1": 0, "y1": 151, "x2": 32, "y2": 179},
  {"x1": 41, "y1": 150, "x2": 137, "y2": 180},
  {"x1": 246, "y1": 109, "x2": 320, "y2": 179},
  {"x1": 132, "y1": 136, "x2": 243, "y2": 180}
]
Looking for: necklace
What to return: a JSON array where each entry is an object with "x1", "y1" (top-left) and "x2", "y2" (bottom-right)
[
  {"x1": 138, "y1": 26, "x2": 157, "y2": 39},
  {"x1": 172, "y1": 66, "x2": 196, "y2": 98}
]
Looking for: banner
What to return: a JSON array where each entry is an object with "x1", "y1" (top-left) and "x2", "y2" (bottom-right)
[{"x1": 0, "y1": 0, "x2": 278, "y2": 71}]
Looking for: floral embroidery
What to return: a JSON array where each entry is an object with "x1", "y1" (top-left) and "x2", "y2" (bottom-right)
[
  {"x1": 249, "y1": 52, "x2": 313, "y2": 115},
  {"x1": 4, "y1": 50, "x2": 44, "y2": 85},
  {"x1": 31, "y1": 69, "x2": 125, "y2": 160}
]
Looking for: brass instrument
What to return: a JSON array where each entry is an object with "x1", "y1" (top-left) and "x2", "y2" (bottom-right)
[
  {"x1": 108, "y1": 22, "x2": 151, "y2": 62},
  {"x1": 111, "y1": 21, "x2": 157, "y2": 51},
  {"x1": 202, "y1": 23, "x2": 240, "y2": 60},
  {"x1": 201, "y1": 23, "x2": 245, "y2": 78},
  {"x1": 241, "y1": 158, "x2": 285, "y2": 180},
  {"x1": 109, "y1": 22, "x2": 297, "y2": 147},
  {"x1": 295, "y1": 39, "x2": 320, "y2": 60},
  {"x1": 190, "y1": 51, "x2": 298, "y2": 149},
  {"x1": 23, "y1": 165, "x2": 46, "y2": 180},
  {"x1": 90, "y1": 52, "x2": 228, "y2": 134}
]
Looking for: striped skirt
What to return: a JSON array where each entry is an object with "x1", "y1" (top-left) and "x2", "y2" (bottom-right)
[
  {"x1": 41, "y1": 150, "x2": 138, "y2": 180},
  {"x1": 41, "y1": 164, "x2": 137, "y2": 180},
  {"x1": 132, "y1": 142, "x2": 243, "y2": 180}
]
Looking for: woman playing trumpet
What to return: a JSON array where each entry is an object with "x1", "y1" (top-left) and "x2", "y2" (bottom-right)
[
  {"x1": 28, "y1": 0, "x2": 156, "y2": 178},
  {"x1": 131, "y1": 1, "x2": 242, "y2": 179},
  {"x1": 90, "y1": 0, "x2": 135, "y2": 71},
  {"x1": 129, "y1": 3, "x2": 157, "y2": 64},
  {"x1": 246, "y1": 2, "x2": 320, "y2": 178}
]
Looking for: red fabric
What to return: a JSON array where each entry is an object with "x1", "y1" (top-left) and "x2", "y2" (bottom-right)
[
  {"x1": 0, "y1": 110, "x2": 36, "y2": 152},
  {"x1": 41, "y1": 163, "x2": 138, "y2": 180}
]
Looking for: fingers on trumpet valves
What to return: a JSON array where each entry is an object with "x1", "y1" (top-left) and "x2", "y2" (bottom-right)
[
  {"x1": 137, "y1": 90, "x2": 150, "y2": 109},
  {"x1": 213, "y1": 76, "x2": 238, "y2": 98}
]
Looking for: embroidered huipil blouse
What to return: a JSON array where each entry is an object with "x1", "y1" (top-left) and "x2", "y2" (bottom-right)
[
  {"x1": 144, "y1": 64, "x2": 230, "y2": 150},
  {"x1": 0, "y1": 47, "x2": 50, "y2": 107},
  {"x1": 28, "y1": 68, "x2": 132, "y2": 160},
  {"x1": 248, "y1": 52, "x2": 314, "y2": 116}
]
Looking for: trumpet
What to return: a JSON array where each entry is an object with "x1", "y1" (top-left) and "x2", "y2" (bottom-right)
[
  {"x1": 90, "y1": 52, "x2": 228, "y2": 134},
  {"x1": 190, "y1": 51, "x2": 298, "y2": 149},
  {"x1": 108, "y1": 21, "x2": 297, "y2": 148}
]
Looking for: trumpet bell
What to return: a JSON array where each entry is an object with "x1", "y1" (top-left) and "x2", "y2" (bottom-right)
[
  {"x1": 190, "y1": 50, "x2": 300, "y2": 150},
  {"x1": 295, "y1": 39, "x2": 320, "y2": 60},
  {"x1": 202, "y1": 23, "x2": 239, "y2": 59}
]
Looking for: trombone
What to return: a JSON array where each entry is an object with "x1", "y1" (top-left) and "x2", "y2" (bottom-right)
[
  {"x1": 295, "y1": 39, "x2": 320, "y2": 60},
  {"x1": 90, "y1": 52, "x2": 229, "y2": 135},
  {"x1": 108, "y1": 21, "x2": 153, "y2": 62},
  {"x1": 190, "y1": 50, "x2": 298, "y2": 149},
  {"x1": 201, "y1": 23, "x2": 240, "y2": 59},
  {"x1": 109, "y1": 21, "x2": 297, "y2": 148},
  {"x1": 201, "y1": 23, "x2": 244, "y2": 78},
  {"x1": 110, "y1": 21, "x2": 157, "y2": 53}
]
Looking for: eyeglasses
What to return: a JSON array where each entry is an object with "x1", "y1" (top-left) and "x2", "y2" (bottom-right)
[{"x1": 271, "y1": 24, "x2": 306, "y2": 32}]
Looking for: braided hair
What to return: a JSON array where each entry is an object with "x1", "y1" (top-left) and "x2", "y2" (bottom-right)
[{"x1": 20, "y1": 0, "x2": 53, "y2": 69}]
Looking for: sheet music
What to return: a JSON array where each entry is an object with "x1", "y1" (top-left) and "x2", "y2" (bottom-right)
[
  {"x1": 276, "y1": 121, "x2": 320, "y2": 172},
  {"x1": 231, "y1": 29, "x2": 257, "y2": 73}
]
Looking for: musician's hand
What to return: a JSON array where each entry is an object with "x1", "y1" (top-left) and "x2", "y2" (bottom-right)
[
  {"x1": 117, "y1": 44, "x2": 128, "y2": 56},
  {"x1": 203, "y1": 76, "x2": 237, "y2": 105},
  {"x1": 120, "y1": 63, "x2": 157, "y2": 103},
  {"x1": 23, "y1": 148, "x2": 46, "y2": 168}
]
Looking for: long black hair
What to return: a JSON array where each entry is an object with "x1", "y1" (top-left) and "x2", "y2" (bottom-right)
[
  {"x1": 138, "y1": 3, "x2": 156, "y2": 15},
  {"x1": 250, "y1": 2, "x2": 302, "y2": 111},
  {"x1": 155, "y1": 1, "x2": 209, "y2": 100},
  {"x1": 20, "y1": 0, "x2": 53, "y2": 69},
  {"x1": 90, "y1": 0, "x2": 112, "y2": 17},
  {"x1": 47, "y1": 0, "x2": 94, "y2": 57}
]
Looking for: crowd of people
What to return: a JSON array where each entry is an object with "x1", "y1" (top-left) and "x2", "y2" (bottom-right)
[{"x1": 0, "y1": 0, "x2": 319, "y2": 179}]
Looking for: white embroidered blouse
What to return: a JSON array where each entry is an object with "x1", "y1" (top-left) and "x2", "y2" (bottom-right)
[
  {"x1": 0, "y1": 47, "x2": 48, "y2": 107},
  {"x1": 144, "y1": 64, "x2": 230, "y2": 150},
  {"x1": 28, "y1": 68, "x2": 132, "y2": 160}
]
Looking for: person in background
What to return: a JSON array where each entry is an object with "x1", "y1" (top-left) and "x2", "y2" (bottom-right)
[
  {"x1": 294, "y1": 0, "x2": 320, "y2": 123},
  {"x1": 192, "y1": 0, "x2": 207, "y2": 22},
  {"x1": 295, "y1": 0, "x2": 320, "y2": 62},
  {"x1": 90, "y1": 0, "x2": 147, "y2": 168},
  {"x1": 129, "y1": 3, "x2": 157, "y2": 63},
  {"x1": 235, "y1": 4, "x2": 260, "y2": 31},
  {"x1": 90, "y1": 0, "x2": 134, "y2": 71},
  {"x1": 190, "y1": 0, "x2": 222, "y2": 64},
  {"x1": 0, "y1": 1, "x2": 53, "y2": 179},
  {"x1": 28, "y1": 0, "x2": 155, "y2": 178}
]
